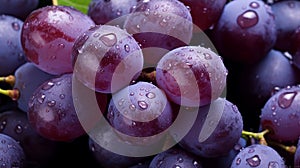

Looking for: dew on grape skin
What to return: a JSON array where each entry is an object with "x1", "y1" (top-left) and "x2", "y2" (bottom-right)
[
  {"x1": 99, "y1": 33, "x2": 117, "y2": 47},
  {"x1": 237, "y1": 10, "x2": 259, "y2": 28},
  {"x1": 250, "y1": 2, "x2": 260, "y2": 9},
  {"x1": 277, "y1": 91, "x2": 297, "y2": 109},
  {"x1": 246, "y1": 155, "x2": 261, "y2": 167}
]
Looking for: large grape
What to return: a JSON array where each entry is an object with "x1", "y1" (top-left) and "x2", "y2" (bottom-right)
[
  {"x1": 260, "y1": 85, "x2": 300, "y2": 143},
  {"x1": 271, "y1": 0, "x2": 300, "y2": 52},
  {"x1": 211, "y1": 0, "x2": 277, "y2": 64},
  {"x1": 14, "y1": 62, "x2": 56, "y2": 112},
  {"x1": 87, "y1": 0, "x2": 139, "y2": 27},
  {"x1": 27, "y1": 73, "x2": 86, "y2": 141},
  {"x1": 156, "y1": 45, "x2": 227, "y2": 107},
  {"x1": 0, "y1": 15, "x2": 26, "y2": 76},
  {"x1": 107, "y1": 81, "x2": 173, "y2": 145},
  {"x1": 72, "y1": 25, "x2": 144, "y2": 94},
  {"x1": 231, "y1": 144, "x2": 285, "y2": 168},
  {"x1": 178, "y1": 98, "x2": 243, "y2": 158},
  {"x1": 123, "y1": 0, "x2": 193, "y2": 66},
  {"x1": 21, "y1": 5, "x2": 95, "y2": 75},
  {"x1": 179, "y1": 0, "x2": 227, "y2": 31},
  {"x1": 149, "y1": 147, "x2": 203, "y2": 168},
  {"x1": 0, "y1": 0, "x2": 39, "y2": 20}
]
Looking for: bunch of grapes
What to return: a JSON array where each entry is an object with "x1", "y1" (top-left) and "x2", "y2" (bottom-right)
[{"x1": 0, "y1": 0, "x2": 300, "y2": 167}]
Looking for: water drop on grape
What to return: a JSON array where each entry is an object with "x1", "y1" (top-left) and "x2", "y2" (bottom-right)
[
  {"x1": 237, "y1": 10, "x2": 259, "y2": 28},
  {"x1": 146, "y1": 92, "x2": 156, "y2": 99},
  {"x1": 250, "y1": 2, "x2": 260, "y2": 9},
  {"x1": 177, "y1": 157, "x2": 184, "y2": 163},
  {"x1": 204, "y1": 53, "x2": 212, "y2": 60},
  {"x1": 138, "y1": 101, "x2": 148, "y2": 110},
  {"x1": 129, "y1": 104, "x2": 136, "y2": 111},
  {"x1": 268, "y1": 161, "x2": 279, "y2": 168},
  {"x1": 15, "y1": 125, "x2": 23, "y2": 134},
  {"x1": 278, "y1": 91, "x2": 297, "y2": 109},
  {"x1": 37, "y1": 94, "x2": 46, "y2": 103},
  {"x1": 11, "y1": 22, "x2": 20, "y2": 31},
  {"x1": 0, "y1": 121, "x2": 6, "y2": 130},
  {"x1": 124, "y1": 44, "x2": 130, "y2": 52},
  {"x1": 173, "y1": 165, "x2": 181, "y2": 168},
  {"x1": 246, "y1": 155, "x2": 261, "y2": 167},
  {"x1": 47, "y1": 100, "x2": 56, "y2": 107},
  {"x1": 42, "y1": 82, "x2": 55, "y2": 90},
  {"x1": 236, "y1": 158, "x2": 241, "y2": 165},
  {"x1": 99, "y1": 33, "x2": 117, "y2": 47}
]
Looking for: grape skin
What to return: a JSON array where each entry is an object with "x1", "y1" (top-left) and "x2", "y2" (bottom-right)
[
  {"x1": 0, "y1": 0, "x2": 39, "y2": 20},
  {"x1": 72, "y1": 25, "x2": 144, "y2": 94},
  {"x1": 156, "y1": 45, "x2": 227, "y2": 107},
  {"x1": 231, "y1": 144, "x2": 285, "y2": 168},
  {"x1": 21, "y1": 5, "x2": 95, "y2": 75}
]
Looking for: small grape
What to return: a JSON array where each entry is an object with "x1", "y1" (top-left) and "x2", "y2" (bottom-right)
[
  {"x1": 231, "y1": 144, "x2": 285, "y2": 168},
  {"x1": 156, "y1": 45, "x2": 227, "y2": 107}
]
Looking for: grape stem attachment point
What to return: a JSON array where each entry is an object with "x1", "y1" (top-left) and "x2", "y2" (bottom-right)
[
  {"x1": 0, "y1": 88, "x2": 19, "y2": 101},
  {"x1": 242, "y1": 129, "x2": 270, "y2": 145},
  {"x1": 0, "y1": 75, "x2": 16, "y2": 86}
]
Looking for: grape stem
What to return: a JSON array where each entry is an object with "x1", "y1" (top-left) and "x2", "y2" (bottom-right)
[
  {"x1": 0, "y1": 75, "x2": 16, "y2": 86},
  {"x1": 52, "y1": 0, "x2": 58, "y2": 5},
  {"x1": 268, "y1": 140, "x2": 297, "y2": 154},
  {"x1": 0, "y1": 88, "x2": 19, "y2": 101},
  {"x1": 242, "y1": 129, "x2": 270, "y2": 145}
]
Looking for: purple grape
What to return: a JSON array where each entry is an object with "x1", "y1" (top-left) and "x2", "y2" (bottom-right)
[
  {"x1": 123, "y1": 0, "x2": 193, "y2": 66},
  {"x1": 231, "y1": 144, "x2": 285, "y2": 168},
  {"x1": 27, "y1": 73, "x2": 86, "y2": 141},
  {"x1": 149, "y1": 147, "x2": 202, "y2": 168},
  {"x1": 0, "y1": 15, "x2": 26, "y2": 76},
  {"x1": 21, "y1": 5, "x2": 95, "y2": 75},
  {"x1": 156, "y1": 45, "x2": 227, "y2": 107},
  {"x1": 178, "y1": 98, "x2": 243, "y2": 158},
  {"x1": 0, "y1": 133, "x2": 25, "y2": 167},
  {"x1": 211, "y1": 0, "x2": 277, "y2": 64},
  {"x1": 87, "y1": 0, "x2": 139, "y2": 27},
  {"x1": 260, "y1": 85, "x2": 300, "y2": 143},
  {"x1": 271, "y1": 0, "x2": 300, "y2": 52},
  {"x1": 179, "y1": 0, "x2": 227, "y2": 31},
  {"x1": 0, "y1": 109, "x2": 61, "y2": 167},
  {"x1": 14, "y1": 62, "x2": 56, "y2": 112},
  {"x1": 291, "y1": 27, "x2": 300, "y2": 69},
  {"x1": 107, "y1": 81, "x2": 173, "y2": 145},
  {"x1": 0, "y1": 0, "x2": 39, "y2": 20},
  {"x1": 72, "y1": 25, "x2": 144, "y2": 94}
]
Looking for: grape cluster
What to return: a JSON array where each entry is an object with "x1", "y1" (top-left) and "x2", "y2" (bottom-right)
[{"x1": 0, "y1": 0, "x2": 300, "y2": 167}]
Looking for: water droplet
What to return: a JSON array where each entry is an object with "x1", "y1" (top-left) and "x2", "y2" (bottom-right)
[
  {"x1": 130, "y1": 92, "x2": 134, "y2": 96},
  {"x1": 129, "y1": 104, "x2": 136, "y2": 111},
  {"x1": 15, "y1": 125, "x2": 23, "y2": 134},
  {"x1": 59, "y1": 94, "x2": 65, "y2": 99},
  {"x1": 246, "y1": 155, "x2": 261, "y2": 167},
  {"x1": 37, "y1": 94, "x2": 46, "y2": 103},
  {"x1": 237, "y1": 10, "x2": 259, "y2": 28},
  {"x1": 146, "y1": 92, "x2": 156, "y2": 99},
  {"x1": 0, "y1": 121, "x2": 7, "y2": 130},
  {"x1": 232, "y1": 105, "x2": 239, "y2": 113},
  {"x1": 124, "y1": 44, "x2": 130, "y2": 52},
  {"x1": 173, "y1": 165, "x2": 181, "y2": 168},
  {"x1": 278, "y1": 91, "x2": 297, "y2": 109},
  {"x1": 47, "y1": 100, "x2": 56, "y2": 107},
  {"x1": 132, "y1": 121, "x2": 137, "y2": 126},
  {"x1": 193, "y1": 160, "x2": 200, "y2": 167},
  {"x1": 138, "y1": 101, "x2": 148, "y2": 110},
  {"x1": 42, "y1": 82, "x2": 55, "y2": 90},
  {"x1": 236, "y1": 158, "x2": 241, "y2": 165},
  {"x1": 58, "y1": 43, "x2": 65, "y2": 48},
  {"x1": 11, "y1": 22, "x2": 20, "y2": 31},
  {"x1": 250, "y1": 2, "x2": 260, "y2": 8},
  {"x1": 118, "y1": 99, "x2": 125, "y2": 106},
  {"x1": 204, "y1": 53, "x2": 212, "y2": 60},
  {"x1": 99, "y1": 33, "x2": 117, "y2": 47},
  {"x1": 268, "y1": 161, "x2": 279, "y2": 168},
  {"x1": 177, "y1": 157, "x2": 184, "y2": 163}
]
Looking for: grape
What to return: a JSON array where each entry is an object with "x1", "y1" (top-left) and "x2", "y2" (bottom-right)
[
  {"x1": 179, "y1": 0, "x2": 227, "y2": 31},
  {"x1": 123, "y1": 0, "x2": 193, "y2": 66},
  {"x1": 72, "y1": 24, "x2": 144, "y2": 94},
  {"x1": 0, "y1": 15, "x2": 26, "y2": 76},
  {"x1": 271, "y1": 0, "x2": 300, "y2": 52},
  {"x1": 87, "y1": 0, "x2": 139, "y2": 27},
  {"x1": 107, "y1": 81, "x2": 173, "y2": 145},
  {"x1": 230, "y1": 144, "x2": 285, "y2": 168},
  {"x1": 228, "y1": 49, "x2": 300, "y2": 131},
  {"x1": 211, "y1": 0, "x2": 277, "y2": 64},
  {"x1": 14, "y1": 62, "x2": 56, "y2": 112},
  {"x1": 21, "y1": 5, "x2": 95, "y2": 75},
  {"x1": 260, "y1": 85, "x2": 300, "y2": 143},
  {"x1": 178, "y1": 98, "x2": 243, "y2": 158},
  {"x1": 291, "y1": 27, "x2": 300, "y2": 69},
  {"x1": 89, "y1": 136, "x2": 150, "y2": 168},
  {"x1": 0, "y1": 0, "x2": 39, "y2": 20},
  {"x1": 0, "y1": 133, "x2": 25, "y2": 168},
  {"x1": 0, "y1": 109, "x2": 61, "y2": 167},
  {"x1": 156, "y1": 45, "x2": 227, "y2": 107},
  {"x1": 149, "y1": 146, "x2": 202, "y2": 168},
  {"x1": 27, "y1": 73, "x2": 86, "y2": 141}
]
